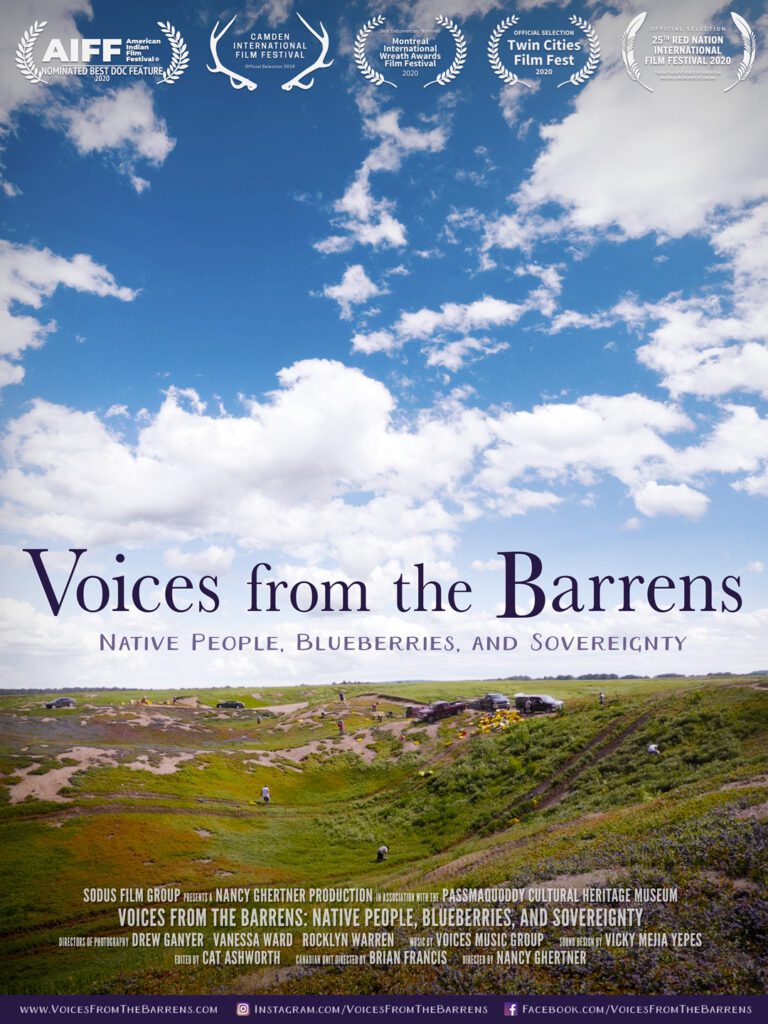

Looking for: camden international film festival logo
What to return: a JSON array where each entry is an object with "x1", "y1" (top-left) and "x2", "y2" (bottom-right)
[
  {"x1": 622, "y1": 10, "x2": 757, "y2": 91},
  {"x1": 15, "y1": 19, "x2": 189, "y2": 85},
  {"x1": 206, "y1": 11, "x2": 333, "y2": 93}
]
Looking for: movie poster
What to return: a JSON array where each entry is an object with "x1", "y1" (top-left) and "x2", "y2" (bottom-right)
[{"x1": 0, "y1": 0, "x2": 766, "y2": 1019}]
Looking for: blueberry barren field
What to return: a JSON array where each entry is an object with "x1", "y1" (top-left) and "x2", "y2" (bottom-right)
[{"x1": 0, "y1": 676, "x2": 766, "y2": 996}]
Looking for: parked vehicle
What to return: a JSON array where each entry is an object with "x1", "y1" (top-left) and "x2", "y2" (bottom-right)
[
  {"x1": 216, "y1": 700, "x2": 245, "y2": 709},
  {"x1": 514, "y1": 693, "x2": 564, "y2": 714},
  {"x1": 407, "y1": 700, "x2": 467, "y2": 723},
  {"x1": 468, "y1": 692, "x2": 511, "y2": 712},
  {"x1": 45, "y1": 697, "x2": 75, "y2": 709}
]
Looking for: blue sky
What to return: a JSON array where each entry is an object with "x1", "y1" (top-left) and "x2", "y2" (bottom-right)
[{"x1": 1, "y1": 0, "x2": 767, "y2": 687}]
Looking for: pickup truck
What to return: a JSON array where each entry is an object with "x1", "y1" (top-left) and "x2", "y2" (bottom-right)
[
  {"x1": 406, "y1": 700, "x2": 467, "y2": 723},
  {"x1": 467, "y1": 692, "x2": 511, "y2": 712},
  {"x1": 514, "y1": 693, "x2": 564, "y2": 714}
]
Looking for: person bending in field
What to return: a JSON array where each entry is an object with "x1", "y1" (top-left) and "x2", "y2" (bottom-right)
[
  {"x1": 377, "y1": 844, "x2": 389, "y2": 863},
  {"x1": 262, "y1": 785, "x2": 271, "y2": 804},
  {"x1": 599, "y1": 692, "x2": 606, "y2": 707},
  {"x1": 647, "y1": 743, "x2": 660, "y2": 755}
]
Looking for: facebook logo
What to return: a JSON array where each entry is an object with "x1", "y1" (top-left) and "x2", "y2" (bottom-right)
[{"x1": 504, "y1": 1004, "x2": 518, "y2": 1017}]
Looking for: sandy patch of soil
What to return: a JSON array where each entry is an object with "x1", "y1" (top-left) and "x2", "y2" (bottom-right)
[
  {"x1": 699, "y1": 870, "x2": 760, "y2": 891},
  {"x1": 733, "y1": 800, "x2": 768, "y2": 820},
  {"x1": 124, "y1": 752, "x2": 197, "y2": 775},
  {"x1": 526, "y1": 868, "x2": 623, "y2": 890},
  {"x1": 260, "y1": 701, "x2": 309, "y2": 714},
  {"x1": 721, "y1": 775, "x2": 768, "y2": 790},
  {"x1": 9, "y1": 747, "x2": 118, "y2": 804}
]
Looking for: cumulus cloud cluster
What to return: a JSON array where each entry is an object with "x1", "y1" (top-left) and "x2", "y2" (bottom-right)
[
  {"x1": 315, "y1": 97, "x2": 448, "y2": 254},
  {"x1": 0, "y1": 240, "x2": 135, "y2": 388},
  {"x1": 4, "y1": 360, "x2": 768, "y2": 591}
]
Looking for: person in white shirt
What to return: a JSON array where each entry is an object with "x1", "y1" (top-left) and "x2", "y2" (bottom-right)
[
  {"x1": 262, "y1": 785, "x2": 271, "y2": 804},
  {"x1": 647, "y1": 743, "x2": 660, "y2": 755}
]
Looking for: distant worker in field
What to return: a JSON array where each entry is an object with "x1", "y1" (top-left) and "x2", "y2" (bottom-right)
[
  {"x1": 376, "y1": 844, "x2": 389, "y2": 863},
  {"x1": 337, "y1": 719, "x2": 344, "y2": 735},
  {"x1": 524, "y1": 698, "x2": 532, "y2": 715},
  {"x1": 339, "y1": 690, "x2": 345, "y2": 702},
  {"x1": 599, "y1": 692, "x2": 606, "y2": 707},
  {"x1": 262, "y1": 785, "x2": 271, "y2": 804},
  {"x1": 647, "y1": 743, "x2": 660, "y2": 755}
]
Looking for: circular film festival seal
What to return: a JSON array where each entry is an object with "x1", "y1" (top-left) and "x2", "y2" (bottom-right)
[
  {"x1": 488, "y1": 13, "x2": 600, "y2": 89},
  {"x1": 622, "y1": 10, "x2": 757, "y2": 92},
  {"x1": 354, "y1": 14, "x2": 467, "y2": 89}
]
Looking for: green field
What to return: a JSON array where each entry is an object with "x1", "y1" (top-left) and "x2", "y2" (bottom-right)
[{"x1": 0, "y1": 675, "x2": 766, "y2": 996}]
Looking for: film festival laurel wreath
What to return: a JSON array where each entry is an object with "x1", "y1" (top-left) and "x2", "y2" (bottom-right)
[
  {"x1": 15, "y1": 19, "x2": 189, "y2": 85},
  {"x1": 17, "y1": 11, "x2": 760, "y2": 98},
  {"x1": 622, "y1": 10, "x2": 757, "y2": 92},
  {"x1": 353, "y1": 15, "x2": 468, "y2": 89},
  {"x1": 488, "y1": 13, "x2": 600, "y2": 90}
]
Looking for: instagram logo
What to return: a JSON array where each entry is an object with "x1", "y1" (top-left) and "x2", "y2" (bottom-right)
[{"x1": 236, "y1": 1003, "x2": 250, "y2": 1017}]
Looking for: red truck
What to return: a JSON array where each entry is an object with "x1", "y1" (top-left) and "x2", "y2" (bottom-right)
[{"x1": 405, "y1": 700, "x2": 467, "y2": 724}]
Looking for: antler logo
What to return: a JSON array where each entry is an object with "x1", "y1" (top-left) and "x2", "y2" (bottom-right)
[
  {"x1": 282, "y1": 14, "x2": 333, "y2": 91},
  {"x1": 207, "y1": 16, "x2": 258, "y2": 91}
]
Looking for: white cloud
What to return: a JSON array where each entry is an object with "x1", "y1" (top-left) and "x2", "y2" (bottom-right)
[
  {"x1": 352, "y1": 269, "x2": 563, "y2": 371},
  {"x1": 0, "y1": 360, "x2": 492, "y2": 577},
  {"x1": 548, "y1": 309, "x2": 615, "y2": 334},
  {"x1": 0, "y1": 240, "x2": 136, "y2": 388},
  {"x1": 164, "y1": 545, "x2": 236, "y2": 575},
  {"x1": 617, "y1": 289, "x2": 768, "y2": 402},
  {"x1": 322, "y1": 264, "x2": 383, "y2": 319},
  {"x1": 0, "y1": 360, "x2": 25, "y2": 388},
  {"x1": 105, "y1": 404, "x2": 129, "y2": 419},
  {"x1": 474, "y1": 1, "x2": 768, "y2": 411},
  {"x1": 515, "y1": 1, "x2": 768, "y2": 241},
  {"x1": 476, "y1": 393, "x2": 709, "y2": 519},
  {"x1": 5, "y1": 361, "x2": 761, "y2": 583},
  {"x1": 498, "y1": 79, "x2": 541, "y2": 130},
  {"x1": 632, "y1": 481, "x2": 709, "y2": 520},
  {"x1": 244, "y1": 0, "x2": 295, "y2": 28},
  {"x1": 470, "y1": 558, "x2": 504, "y2": 571},
  {"x1": 747, "y1": 560, "x2": 764, "y2": 573},
  {"x1": 396, "y1": 296, "x2": 525, "y2": 340},
  {"x1": 315, "y1": 102, "x2": 448, "y2": 253},
  {"x1": 351, "y1": 330, "x2": 397, "y2": 355},
  {"x1": 479, "y1": 211, "x2": 563, "y2": 263},
  {"x1": 54, "y1": 83, "x2": 175, "y2": 191},
  {"x1": 425, "y1": 336, "x2": 508, "y2": 372}
]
